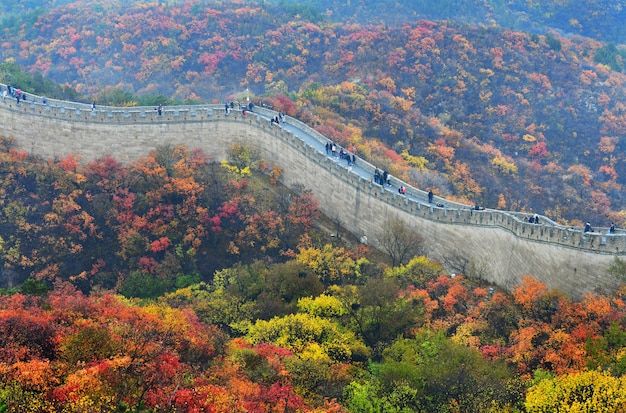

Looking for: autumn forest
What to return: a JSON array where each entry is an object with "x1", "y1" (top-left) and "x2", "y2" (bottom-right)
[{"x1": 2, "y1": 0, "x2": 626, "y2": 412}]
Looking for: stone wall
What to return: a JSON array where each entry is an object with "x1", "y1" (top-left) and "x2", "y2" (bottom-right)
[{"x1": 0, "y1": 100, "x2": 622, "y2": 299}]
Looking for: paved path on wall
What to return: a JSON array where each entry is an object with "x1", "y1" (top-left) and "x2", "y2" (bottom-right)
[{"x1": 260, "y1": 113, "x2": 433, "y2": 207}]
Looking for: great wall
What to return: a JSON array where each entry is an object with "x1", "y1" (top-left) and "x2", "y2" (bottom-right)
[{"x1": 0, "y1": 90, "x2": 623, "y2": 299}]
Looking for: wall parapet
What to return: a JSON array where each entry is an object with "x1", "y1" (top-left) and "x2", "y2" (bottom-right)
[{"x1": 0, "y1": 87, "x2": 624, "y2": 259}]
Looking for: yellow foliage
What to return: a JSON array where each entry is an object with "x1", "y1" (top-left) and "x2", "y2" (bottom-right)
[
  {"x1": 221, "y1": 160, "x2": 251, "y2": 178},
  {"x1": 245, "y1": 313, "x2": 363, "y2": 362},
  {"x1": 402, "y1": 87, "x2": 416, "y2": 99},
  {"x1": 523, "y1": 134, "x2": 537, "y2": 142},
  {"x1": 526, "y1": 370, "x2": 626, "y2": 413},
  {"x1": 385, "y1": 255, "x2": 442, "y2": 286},
  {"x1": 296, "y1": 244, "x2": 356, "y2": 284},
  {"x1": 378, "y1": 76, "x2": 396, "y2": 92},
  {"x1": 298, "y1": 294, "x2": 347, "y2": 317},
  {"x1": 497, "y1": 193, "x2": 507, "y2": 209},
  {"x1": 401, "y1": 150, "x2": 428, "y2": 170},
  {"x1": 451, "y1": 321, "x2": 483, "y2": 348},
  {"x1": 392, "y1": 95, "x2": 414, "y2": 112},
  {"x1": 491, "y1": 155, "x2": 518, "y2": 175}
]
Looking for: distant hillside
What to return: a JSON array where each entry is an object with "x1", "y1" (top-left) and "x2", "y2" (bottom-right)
[
  {"x1": 2, "y1": 0, "x2": 626, "y2": 225},
  {"x1": 308, "y1": 0, "x2": 626, "y2": 44}
]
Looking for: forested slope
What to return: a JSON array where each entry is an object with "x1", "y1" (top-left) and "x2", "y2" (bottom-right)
[
  {"x1": 3, "y1": 1, "x2": 626, "y2": 225},
  {"x1": 1, "y1": 141, "x2": 626, "y2": 411}
]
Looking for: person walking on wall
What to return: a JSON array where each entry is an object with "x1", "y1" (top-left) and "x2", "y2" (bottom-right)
[
  {"x1": 584, "y1": 222, "x2": 592, "y2": 233},
  {"x1": 92, "y1": 102, "x2": 96, "y2": 112},
  {"x1": 157, "y1": 104, "x2": 163, "y2": 116},
  {"x1": 428, "y1": 189, "x2": 434, "y2": 204}
]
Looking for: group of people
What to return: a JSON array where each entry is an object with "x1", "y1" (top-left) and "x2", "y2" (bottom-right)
[
  {"x1": 325, "y1": 141, "x2": 356, "y2": 167},
  {"x1": 584, "y1": 222, "x2": 617, "y2": 234},
  {"x1": 270, "y1": 112, "x2": 285, "y2": 125},
  {"x1": 373, "y1": 168, "x2": 392, "y2": 187},
  {"x1": 528, "y1": 213, "x2": 540, "y2": 224},
  {"x1": 224, "y1": 101, "x2": 255, "y2": 116},
  {"x1": 380, "y1": 173, "x2": 443, "y2": 207},
  {"x1": 5, "y1": 85, "x2": 27, "y2": 104}
]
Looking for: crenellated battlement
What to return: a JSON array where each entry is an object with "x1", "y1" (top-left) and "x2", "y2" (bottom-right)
[{"x1": 0, "y1": 89, "x2": 622, "y2": 298}]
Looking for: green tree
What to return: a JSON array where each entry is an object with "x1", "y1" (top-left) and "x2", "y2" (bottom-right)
[
  {"x1": 331, "y1": 277, "x2": 425, "y2": 352},
  {"x1": 385, "y1": 255, "x2": 442, "y2": 288},
  {"x1": 371, "y1": 331, "x2": 524, "y2": 412}
]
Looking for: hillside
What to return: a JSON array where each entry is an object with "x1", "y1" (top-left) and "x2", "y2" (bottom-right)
[
  {"x1": 0, "y1": 140, "x2": 626, "y2": 411},
  {"x1": 2, "y1": 0, "x2": 626, "y2": 226},
  {"x1": 5, "y1": 2, "x2": 626, "y2": 411}
]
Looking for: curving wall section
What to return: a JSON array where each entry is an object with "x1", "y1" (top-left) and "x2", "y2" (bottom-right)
[{"x1": 0, "y1": 97, "x2": 622, "y2": 299}]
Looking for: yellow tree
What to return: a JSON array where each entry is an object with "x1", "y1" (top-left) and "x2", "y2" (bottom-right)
[
  {"x1": 296, "y1": 244, "x2": 358, "y2": 285},
  {"x1": 526, "y1": 370, "x2": 626, "y2": 412}
]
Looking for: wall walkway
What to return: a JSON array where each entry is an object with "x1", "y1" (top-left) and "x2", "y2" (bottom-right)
[{"x1": 0, "y1": 88, "x2": 622, "y2": 299}]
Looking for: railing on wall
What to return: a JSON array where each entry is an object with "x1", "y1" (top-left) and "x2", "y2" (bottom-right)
[{"x1": 0, "y1": 82, "x2": 623, "y2": 255}]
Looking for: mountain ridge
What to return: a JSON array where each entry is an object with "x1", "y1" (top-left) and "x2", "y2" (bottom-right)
[{"x1": 2, "y1": 0, "x2": 626, "y2": 226}]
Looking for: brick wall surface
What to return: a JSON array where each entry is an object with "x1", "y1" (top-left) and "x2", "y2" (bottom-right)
[{"x1": 0, "y1": 100, "x2": 621, "y2": 299}]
